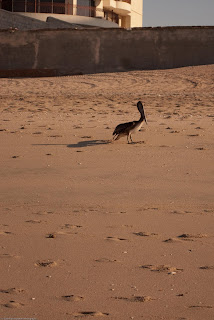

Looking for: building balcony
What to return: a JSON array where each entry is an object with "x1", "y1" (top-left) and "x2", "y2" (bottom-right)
[{"x1": 103, "y1": 0, "x2": 131, "y2": 15}]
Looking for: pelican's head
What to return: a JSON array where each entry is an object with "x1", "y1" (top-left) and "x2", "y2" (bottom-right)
[{"x1": 137, "y1": 101, "x2": 147, "y2": 124}]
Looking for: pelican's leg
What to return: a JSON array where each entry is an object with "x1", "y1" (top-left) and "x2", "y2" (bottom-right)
[
  {"x1": 127, "y1": 134, "x2": 131, "y2": 144},
  {"x1": 130, "y1": 135, "x2": 133, "y2": 143}
]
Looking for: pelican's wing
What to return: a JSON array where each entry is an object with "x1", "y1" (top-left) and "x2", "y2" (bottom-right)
[
  {"x1": 137, "y1": 101, "x2": 147, "y2": 124},
  {"x1": 113, "y1": 121, "x2": 136, "y2": 135}
]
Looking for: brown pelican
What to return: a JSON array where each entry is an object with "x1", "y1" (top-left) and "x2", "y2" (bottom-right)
[{"x1": 112, "y1": 101, "x2": 147, "y2": 144}]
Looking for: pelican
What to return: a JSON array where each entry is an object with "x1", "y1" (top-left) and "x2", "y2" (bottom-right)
[{"x1": 112, "y1": 101, "x2": 147, "y2": 144}]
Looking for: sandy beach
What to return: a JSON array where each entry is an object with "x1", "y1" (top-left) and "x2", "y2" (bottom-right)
[{"x1": 0, "y1": 65, "x2": 214, "y2": 320}]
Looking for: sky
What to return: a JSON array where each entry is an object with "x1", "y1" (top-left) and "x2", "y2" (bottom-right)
[{"x1": 143, "y1": 0, "x2": 214, "y2": 27}]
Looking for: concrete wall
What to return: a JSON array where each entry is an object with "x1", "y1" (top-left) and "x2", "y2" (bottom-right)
[{"x1": 0, "y1": 26, "x2": 214, "y2": 77}]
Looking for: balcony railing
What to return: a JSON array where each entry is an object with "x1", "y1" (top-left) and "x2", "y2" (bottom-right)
[{"x1": 104, "y1": 9, "x2": 119, "y2": 24}]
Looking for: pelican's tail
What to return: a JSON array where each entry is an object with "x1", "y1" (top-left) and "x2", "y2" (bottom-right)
[{"x1": 137, "y1": 101, "x2": 147, "y2": 124}]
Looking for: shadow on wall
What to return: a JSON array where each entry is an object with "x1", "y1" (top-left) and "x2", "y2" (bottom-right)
[{"x1": 0, "y1": 69, "x2": 57, "y2": 78}]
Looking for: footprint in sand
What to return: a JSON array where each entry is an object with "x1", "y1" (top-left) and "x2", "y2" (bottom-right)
[
  {"x1": 199, "y1": 266, "x2": 214, "y2": 270},
  {"x1": 140, "y1": 265, "x2": 183, "y2": 273},
  {"x1": 177, "y1": 233, "x2": 208, "y2": 241},
  {"x1": 72, "y1": 311, "x2": 109, "y2": 317},
  {"x1": 0, "y1": 231, "x2": 13, "y2": 235},
  {"x1": 163, "y1": 238, "x2": 183, "y2": 243},
  {"x1": 138, "y1": 207, "x2": 159, "y2": 212},
  {"x1": 133, "y1": 232, "x2": 158, "y2": 237},
  {"x1": 48, "y1": 135, "x2": 63, "y2": 138},
  {"x1": 61, "y1": 224, "x2": 82, "y2": 229},
  {"x1": 34, "y1": 211, "x2": 54, "y2": 216},
  {"x1": 54, "y1": 224, "x2": 83, "y2": 236},
  {"x1": 170, "y1": 210, "x2": 192, "y2": 214},
  {"x1": 0, "y1": 253, "x2": 20, "y2": 259},
  {"x1": 46, "y1": 233, "x2": 56, "y2": 239},
  {"x1": 62, "y1": 295, "x2": 84, "y2": 302},
  {"x1": 35, "y1": 260, "x2": 57, "y2": 267},
  {"x1": 189, "y1": 305, "x2": 213, "y2": 309},
  {"x1": 159, "y1": 145, "x2": 170, "y2": 148},
  {"x1": 105, "y1": 211, "x2": 127, "y2": 215},
  {"x1": 25, "y1": 219, "x2": 43, "y2": 224},
  {"x1": 105, "y1": 236, "x2": 127, "y2": 242},
  {"x1": 3, "y1": 300, "x2": 24, "y2": 308},
  {"x1": 114, "y1": 296, "x2": 153, "y2": 303},
  {"x1": 203, "y1": 209, "x2": 213, "y2": 213},
  {"x1": 0, "y1": 288, "x2": 25, "y2": 294},
  {"x1": 94, "y1": 258, "x2": 119, "y2": 263}
]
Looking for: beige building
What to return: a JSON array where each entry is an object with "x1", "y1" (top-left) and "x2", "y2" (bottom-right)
[
  {"x1": 96, "y1": 0, "x2": 143, "y2": 28},
  {"x1": 0, "y1": 0, "x2": 143, "y2": 28}
]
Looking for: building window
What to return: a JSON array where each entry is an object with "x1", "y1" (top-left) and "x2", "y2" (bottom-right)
[
  {"x1": 77, "y1": 0, "x2": 95, "y2": 17},
  {"x1": 0, "y1": 0, "x2": 99, "y2": 15},
  {"x1": 1, "y1": 0, "x2": 73, "y2": 13},
  {"x1": 1, "y1": 0, "x2": 13, "y2": 11}
]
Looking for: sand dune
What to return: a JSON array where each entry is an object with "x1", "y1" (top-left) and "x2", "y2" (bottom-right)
[{"x1": 0, "y1": 65, "x2": 214, "y2": 320}]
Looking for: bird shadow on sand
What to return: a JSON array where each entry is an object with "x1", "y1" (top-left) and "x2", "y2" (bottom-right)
[
  {"x1": 67, "y1": 140, "x2": 111, "y2": 148},
  {"x1": 68, "y1": 140, "x2": 144, "y2": 147},
  {"x1": 32, "y1": 140, "x2": 111, "y2": 149}
]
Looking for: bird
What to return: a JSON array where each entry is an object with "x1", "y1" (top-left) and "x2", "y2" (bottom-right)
[{"x1": 112, "y1": 101, "x2": 147, "y2": 144}]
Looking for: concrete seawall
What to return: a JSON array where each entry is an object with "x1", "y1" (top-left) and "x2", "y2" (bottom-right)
[{"x1": 0, "y1": 26, "x2": 214, "y2": 77}]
